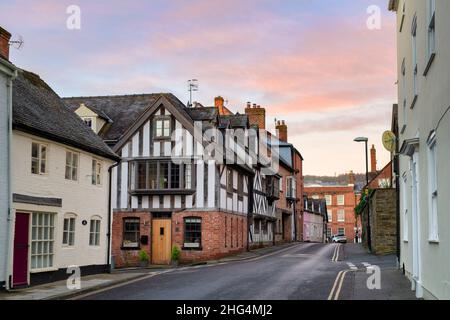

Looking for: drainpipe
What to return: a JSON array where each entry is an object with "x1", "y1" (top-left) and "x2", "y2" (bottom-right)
[
  {"x1": 5, "y1": 73, "x2": 16, "y2": 290},
  {"x1": 107, "y1": 161, "x2": 120, "y2": 272}
]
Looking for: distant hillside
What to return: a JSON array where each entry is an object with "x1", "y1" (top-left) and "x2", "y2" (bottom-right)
[{"x1": 304, "y1": 173, "x2": 367, "y2": 186}]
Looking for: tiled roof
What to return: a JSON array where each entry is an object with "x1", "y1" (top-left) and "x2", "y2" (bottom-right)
[
  {"x1": 12, "y1": 69, "x2": 119, "y2": 161},
  {"x1": 63, "y1": 93, "x2": 191, "y2": 143},
  {"x1": 186, "y1": 107, "x2": 218, "y2": 121},
  {"x1": 218, "y1": 114, "x2": 248, "y2": 128}
]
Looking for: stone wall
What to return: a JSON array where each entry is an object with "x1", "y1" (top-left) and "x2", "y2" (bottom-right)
[{"x1": 361, "y1": 188, "x2": 397, "y2": 255}]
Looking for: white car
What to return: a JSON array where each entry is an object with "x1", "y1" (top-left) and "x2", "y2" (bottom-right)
[{"x1": 331, "y1": 234, "x2": 347, "y2": 243}]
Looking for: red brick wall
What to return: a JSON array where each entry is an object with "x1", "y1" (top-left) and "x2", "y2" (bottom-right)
[
  {"x1": 172, "y1": 211, "x2": 247, "y2": 263},
  {"x1": 0, "y1": 27, "x2": 11, "y2": 60},
  {"x1": 305, "y1": 186, "x2": 359, "y2": 242},
  {"x1": 367, "y1": 162, "x2": 393, "y2": 189},
  {"x1": 111, "y1": 211, "x2": 152, "y2": 268}
]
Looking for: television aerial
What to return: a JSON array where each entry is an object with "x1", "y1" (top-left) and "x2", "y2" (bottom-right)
[
  {"x1": 9, "y1": 34, "x2": 24, "y2": 50},
  {"x1": 187, "y1": 79, "x2": 198, "y2": 107}
]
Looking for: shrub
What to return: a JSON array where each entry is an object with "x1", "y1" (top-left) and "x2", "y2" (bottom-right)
[
  {"x1": 138, "y1": 249, "x2": 149, "y2": 262},
  {"x1": 171, "y1": 245, "x2": 181, "y2": 262}
]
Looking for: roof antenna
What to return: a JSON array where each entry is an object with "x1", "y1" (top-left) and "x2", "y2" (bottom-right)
[
  {"x1": 187, "y1": 79, "x2": 198, "y2": 107},
  {"x1": 9, "y1": 34, "x2": 24, "y2": 50}
]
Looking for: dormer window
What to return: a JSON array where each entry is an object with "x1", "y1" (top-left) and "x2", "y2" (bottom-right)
[
  {"x1": 82, "y1": 117, "x2": 94, "y2": 130},
  {"x1": 155, "y1": 117, "x2": 171, "y2": 138}
]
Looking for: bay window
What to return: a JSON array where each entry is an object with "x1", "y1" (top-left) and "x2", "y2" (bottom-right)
[{"x1": 130, "y1": 161, "x2": 192, "y2": 191}]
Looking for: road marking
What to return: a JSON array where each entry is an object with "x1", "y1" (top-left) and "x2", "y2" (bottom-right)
[
  {"x1": 333, "y1": 270, "x2": 351, "y2": 300},
  {"x1": 327, "y1": 270, "x2": 344, "y2": 300},
  {"x1": 347, "y1": 262, "x2": 358, "y2": 270},
  {"x1": 331, "y1": 244, "x2": 341, "y2": 262}
]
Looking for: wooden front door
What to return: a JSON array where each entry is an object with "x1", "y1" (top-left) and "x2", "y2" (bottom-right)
[
  {"x1": 152, "y1": 219, "x2": 172, "y2": 265},
  {"x1": 13, "y1": 213, "x2": 29, "y2": 286}
]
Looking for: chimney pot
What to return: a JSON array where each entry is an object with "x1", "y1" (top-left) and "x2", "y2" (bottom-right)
[
  {"x1": 276, "y1": 120, "x2": 288, "y2": 142},
  {"x1": 0, "y1": 26, "x2": 12, "y2": 60},
  {"x1": 245, "y1": 101, "x2": 266, "y2": 129}
]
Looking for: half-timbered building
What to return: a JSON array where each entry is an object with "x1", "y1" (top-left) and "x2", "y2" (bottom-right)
[{"x1": 65, "y1": 94, "x2": 253, "y2": 265}]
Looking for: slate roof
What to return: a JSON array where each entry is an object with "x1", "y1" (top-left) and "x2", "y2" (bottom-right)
[
  {"x1": 218, "y1": 114, "x2": 248, "y2": 128},
  {"x1": 64, "y1": 93, "x2": 191, "y2": 143},
  {"x1": 12, "y1": 69, "x2": 119, "y2": 161},
  {"x1": 186, "y1": 107, "x2": 218, "y2": 121}
]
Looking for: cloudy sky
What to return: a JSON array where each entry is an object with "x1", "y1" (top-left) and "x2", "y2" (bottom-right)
[{"x1": 0, "y1": 0, "x2": 397, "y2": 175}]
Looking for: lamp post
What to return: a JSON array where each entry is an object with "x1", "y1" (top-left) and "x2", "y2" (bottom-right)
[{"x1": 354, "y1": 137, "x2": 372, "y2": 252}]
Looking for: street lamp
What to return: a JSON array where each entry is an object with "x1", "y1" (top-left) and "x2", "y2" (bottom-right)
[{"x1": 354, "y1": 137, "x2": 372, "y2": 252}]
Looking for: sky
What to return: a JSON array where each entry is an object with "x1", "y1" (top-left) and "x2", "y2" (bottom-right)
[{"x1": 0, "y1": 0, "x2": 397, "y2": 176}]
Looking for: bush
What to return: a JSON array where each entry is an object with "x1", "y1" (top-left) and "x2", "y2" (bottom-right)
[
  {"x1": 171, "y1": 245, "x2": 181, "y2": 262},
  {"x1": 138, "y1": 249, "x2": 149, "y2": 262}
]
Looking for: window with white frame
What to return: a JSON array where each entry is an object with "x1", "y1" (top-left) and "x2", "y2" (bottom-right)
[
  {"x1": 428, "y1": 135, "x2": 438, "y2": 241},
  {"x1": 312, "y1": 194, "x2": 319, "y2": 200},
  {"x1": 82, "y1": 117, "x2": 94, "y2": 130},
  {"x1": 427, "y1": 0, "x2": 436, "y2": 60},
  {"x1": 412, "y1": 14, "x2": 418, "y2": 99},
  {"x1": 338, "y1": 227, "x2": 345, "y2": 236},
  {"x1": 89, "y1": 218, "x2": 101, "y2": 246},
  {"x1": 286, "y1": 176, "x2": 296, "y2": 198},
  {"x1": 402, "y1": 174, "x2": 409, "y2": 241},
  {"x1": 31, "y1": 213, "x2": 54, "y2": 270},
  {"x1": 31, "y1": 142, "x2": 47, "y2": 175},
  {"x1": 92, "y1": 159, "x2": 102, "y2": 185},
  {"x1": 62, "y1": 215, "x2": 76, "y2": 246},
  {"x1": 328, "y1": 209, "x2": 333, "y2": 222},
  {"x1": 337, "y1": 209, "x2": 345, "y2": 222},
  {"x1": 155, "y1": 117, "x2": 171, "y2": 138},
  {"x1": 326, "y1": 228, "x2": 332, "y2": 238},
  {"x1": 65, "y1": 151, "x2": 79, "y2": 181},
  {"x1": 279, "y1": 177, "x2": 283, "y2": 192},
  {"x1": 337, "y1": 195, "x2": 345, "y2": 205},
  {"x1": 325, "y1": 195, "x2": 332, "y2": 206}
]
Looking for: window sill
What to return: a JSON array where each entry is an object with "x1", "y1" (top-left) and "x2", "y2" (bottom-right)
[
  {"x1": 403, "y1": 240, "x2": 408, "y2": 243},
  {"x1": 428, "y1": 239, "x2": 439, "y2": 244},
  {"x1": 182, "y1": 246, "x2": 202, "y2": 251},
  {"x1": 120, "y1": 246, "x2": 141, "y2": 251},
  {"x1": 410, "y1": 95, "x2": 418, "y2": 109},
  {"x1": 423, "y1": 53, "x2": 436, "y2": 76},
  {"x1": 30, "y1": 267, "x2": 58, "y2": 273}
]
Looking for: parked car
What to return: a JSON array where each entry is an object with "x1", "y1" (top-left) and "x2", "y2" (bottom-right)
[{"x1": 331, "y1": 234, "x2": 347, "y2": 243}]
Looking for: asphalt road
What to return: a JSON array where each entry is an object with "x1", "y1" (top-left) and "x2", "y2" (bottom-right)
[{"x1": 79, "y1": 243, "x2": 348, "y2": 300}]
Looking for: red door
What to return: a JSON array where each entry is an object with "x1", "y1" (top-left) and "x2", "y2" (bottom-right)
[{"x1": 13, "y1": 213, "x2": 30, "y2": 286}]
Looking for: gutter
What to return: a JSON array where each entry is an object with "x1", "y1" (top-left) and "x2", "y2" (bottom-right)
[{"x1": 107, "y1": 161, "x2": 121, "y2": 271}]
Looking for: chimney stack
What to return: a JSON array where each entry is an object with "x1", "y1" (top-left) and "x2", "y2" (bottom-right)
[
  {"x1": 276, "y1": 120, "x2": 288, "y2": 142},
  {"x1": 370, "y1": 144, "x2": 377, "y2": 173},
  {"x1": 0, "y1": 26, "x2": 11, "y2": 60},
  {"x1": 245, "y1": 102, "x2": 266, "y2": 129},
  {"x1": 348, "y1": 170, "x2": 356, "y2": 186}
]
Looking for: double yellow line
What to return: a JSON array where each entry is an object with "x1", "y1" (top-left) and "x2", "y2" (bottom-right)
[
  {"x1": 327, "y1": 270, "x2": 350, "y2": 300},
  {"x1": 331, "y1": 244, "x2": 341, "y2": 262}
]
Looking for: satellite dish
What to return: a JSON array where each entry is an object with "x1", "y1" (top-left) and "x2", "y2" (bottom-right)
[
  {"x1": 9, "y1": 35, "x2": 24, "y2": 50},
  {"x1": 382, "y1": 131, "x2": 396, "y2": 152}
]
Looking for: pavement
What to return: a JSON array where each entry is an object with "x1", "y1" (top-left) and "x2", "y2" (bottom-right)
[{"x1": 0, "y1": 242, "x2": 418, "y2": 300}]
